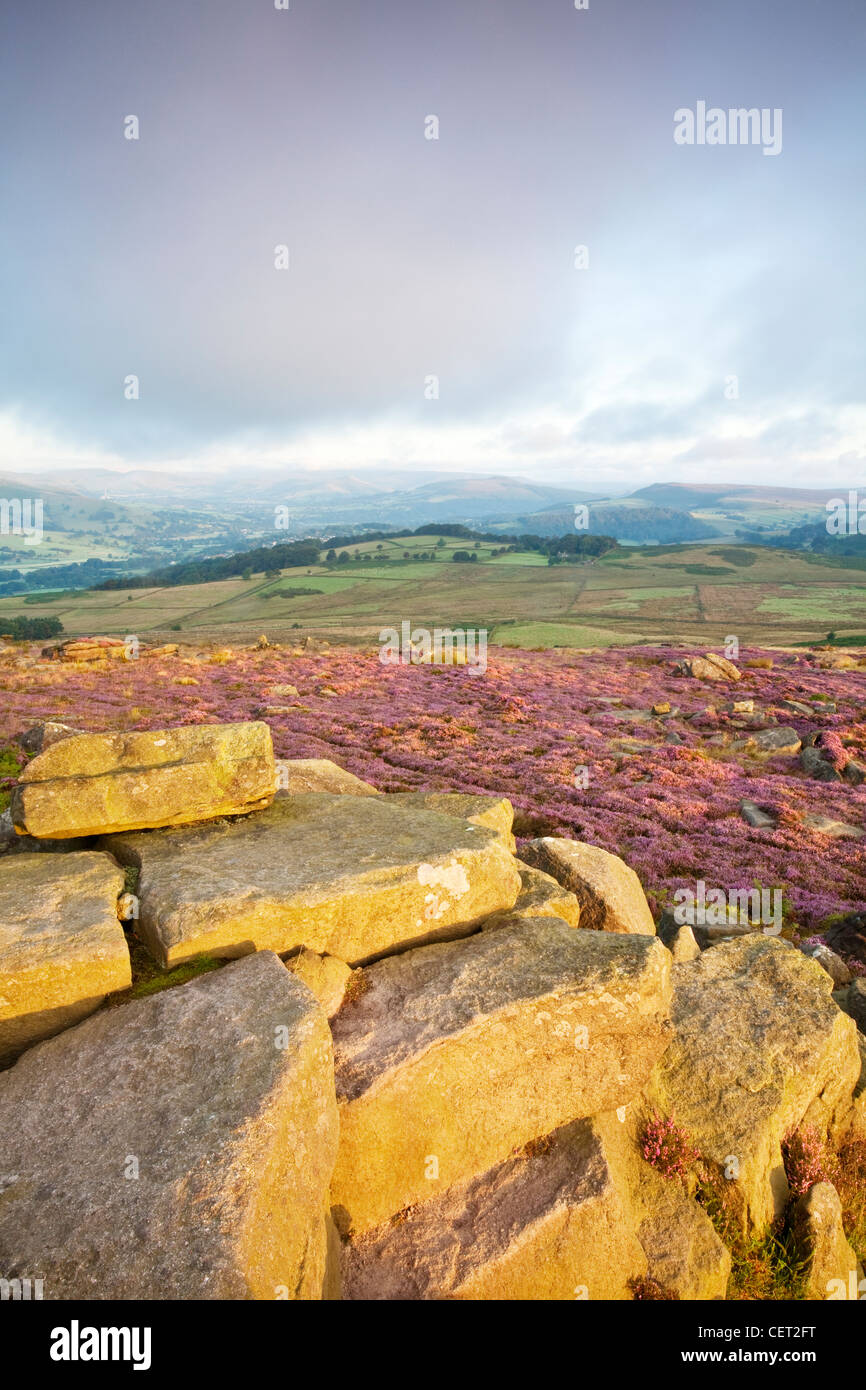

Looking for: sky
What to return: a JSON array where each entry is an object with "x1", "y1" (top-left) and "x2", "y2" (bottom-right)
[{"x1": 0, "y1": 0, "x2": 864, "y2": 489}]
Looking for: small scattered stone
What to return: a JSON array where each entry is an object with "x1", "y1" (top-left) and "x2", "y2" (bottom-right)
[
  {"x1": 740, "y1": 799, "x2": 778, "y2": 830},
  {"x1": 834, "y1": 978, "x2": 866, "y2": 1033},
  {"x1": 802, "y1": 813, "x2": 863, "y2": 840},
  {"x1": 800, "y1": 747, "x2": 842, "y2": 782},
  {"x1": 748, "y1": 727, "x2": 802, "y2": 755},
  {"x1": 480, "y1": 862, "x2": 580, "y2": 929},
  {"x1": 800, "y1": 942, "x2": 853, "y2": 988},
  {"x1": 18, "y1": 722, "x2": 85, "y2": 755},
  {"x1": 286, "y1": 948, "x2": 353, "y2": 1018},
  {"x1": 676, "y1": 653, "x2": 742, "y2": 682},
  {"x1": 667, "y1": 924, "x2": 702, "y2": 962},
  {"x1": 824, "y1": 914, "x2": 866, "y2": 966}
]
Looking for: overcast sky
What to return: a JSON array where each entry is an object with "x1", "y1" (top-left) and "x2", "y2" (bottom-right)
[{"x1": 0, "y1": 0, "x2": 863, "y2": 487}]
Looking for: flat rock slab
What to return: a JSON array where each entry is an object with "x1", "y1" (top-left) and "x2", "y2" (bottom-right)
[
  {"x1": 0, "y1": 952, "x2": 339, "y2": 1299},
  {"x1": 330, "y1": 917, "x2": 672, "y2": 1234},
  {"x1": 521, "y1": 837, "x2": 656, "y2": 935},
  {"x1": 644, "y1": 935, "x2": 861, "y2": 1232},
  {"x1": 342, "y1": 1118, "x2": 647, "y2": 1300},
  {"x1": 275, "y1": 759, "x2": 378, "y2": 797},
  {"x1": 386, "y1": 792, "x2": 515, "y2": 850},
  {"x1": 11, "y1": 723, "x2": 275, "y2": 839},
  {"x1": 103, "y1": 793, "x2": 521, "y2": 968},
  {"x1": 0, "y1": 851, "x2": 130, "y2": 1064}
]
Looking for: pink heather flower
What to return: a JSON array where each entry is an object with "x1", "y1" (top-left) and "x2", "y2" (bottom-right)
[
  {"x1": 816, "y1": 731, "x2": 849, "y2": 772},
  {"x1": 639, "y1": 1113, "x2": 699, "y2": 1180},
  {"x1": 782, "y1": 1125, "x2": 838, "y2": 1197},
  {"x1": 1, "y1": 642, "x2": 864, "y2": 932}
]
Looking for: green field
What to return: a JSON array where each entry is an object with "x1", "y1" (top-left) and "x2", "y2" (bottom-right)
[{"x1": 2, "y1": 537, "x2": 864, "y2": 650}]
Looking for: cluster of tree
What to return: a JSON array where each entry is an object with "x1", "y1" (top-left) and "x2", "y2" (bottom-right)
[
  {"x1": 320, "y1": 522, "x2": 506, "y2": 549},
  {"x1": 1, "y1": 615, "x2": 64, "y2": 640},
  {"x1": 96, "y1": 540, "x2": 321, "y2": 589},
  {"x1": 0, "y1": 558, "x2": 130, "y2": 595},
  {"x1": 413, "y1": 523, "x2": 479, "y2": 538},
  {"x1": 0, "y1": 566, "x2": 24, "y2": 596},
  {"x1": 321, "y1": 525, "x2": 618, "y2": 556},
  {"x1": 81, "y1": 526, "x2": 619, "y2": 594},
  {"x1": 742, "y1": 521, "x2": 866, "y2": 558},
  {"x1": 541, "y1": 534, "x2": 618, "y2": 562},
  {"x1": 325, "y1": 550, "x2": 385, "y2": 564}
]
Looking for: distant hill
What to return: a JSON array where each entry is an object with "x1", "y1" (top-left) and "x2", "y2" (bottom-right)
[
  {"x1": 3, "y1": 468, "x2": 861, "y2": 565},
  {"x1": 404, "y1": 475, "x2": 599, "y2": 514},
  {"x1": 509, "y1": 501, "x2": 719, "y2": 543},
  {"x1": 0, "y1": 472, "x2": 144, "y2": 531},
  {"x1": 34, "y1": 467, "x2": 604, "y2": 527},
  {"x1": 632, "y1": 482, "x2": 849, "y2": 508}
]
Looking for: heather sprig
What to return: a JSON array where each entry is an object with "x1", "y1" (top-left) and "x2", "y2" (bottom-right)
[
  {"x1": 639, "y1": 1112, "x2": 700, "y2": 1180},
  {"x1": 782, "y1": 1124, "x2": 839, "y2": 1198}
]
